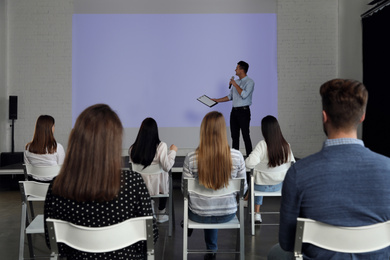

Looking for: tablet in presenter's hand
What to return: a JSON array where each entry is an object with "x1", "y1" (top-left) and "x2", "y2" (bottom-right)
[{"x1": 197, "y1": 95, "x2": 217, "y2": 107}]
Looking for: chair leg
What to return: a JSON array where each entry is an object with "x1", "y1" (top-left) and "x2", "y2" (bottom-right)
[
  {"x1": 168, "y1": 173, "x2": 173, "y2": 237},
  {"x1": 172, "y1": 199, "x2": 175, "y2": 232},
  {"x1": 28, "y1": 201, "x2": 35, "y2": 221},
  {"x1": 235, "y1": 228, "x2": 240, "y2": 260},
  {"x1": 49, "y1": 253, "x2": 58, "y2": 260},
  {"x1": 27, "y1": 234, "x2": 35, "y2": 260},
  {"x1": 251, "y1": 175, "x2": 255, "y2": 236},
  {"x1": 19, "y1": 204, "x2": 27, "y2": 260},
  {"x1": 168, "y1": 197, "x2": 173, "y2": 237},
  {"x1": 239, "y1": 200, "x2": 245, "y2": 260},
  {"x1": 183, "y1": 199, "x2": 188, "y2": 260}
]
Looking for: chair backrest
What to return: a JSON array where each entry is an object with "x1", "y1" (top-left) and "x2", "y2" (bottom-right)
[
  {"x1": 131, "y1": 163, "x2": 162, "y2": 175},
  {"x1": 294, "y1": 217, "x2": 390, "y2": 258},
  {"x1": 253, "y1": 162, "x2": 292, "y2": 174},
  {"x1": 251, "y1": 161, "x2": 293, "y2": 185},
  {"x1": 46, "y1": 216, "x2": 154, "y2": 258},
  {"x1": 24, "y1": 164, "x2": 61, "y2": 180},
  {"x1": 183, "y1": 177, "x2": 245, "y2": 198},
  {"x1": 19, "y1": 181, "x2": 50, "y2": 202}
]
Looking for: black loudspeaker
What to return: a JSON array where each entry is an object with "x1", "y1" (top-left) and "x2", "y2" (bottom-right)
[{"x1": 9, "y1": 96, "x2": 18, "y2": 120}]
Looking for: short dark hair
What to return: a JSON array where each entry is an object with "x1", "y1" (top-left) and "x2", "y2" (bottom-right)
[
  {"x1": 320, "y1": 79, "x2": 368, "y2": 130},
  {"x1": 237, "y1": 61, "x2": 249, "y2": 74}
]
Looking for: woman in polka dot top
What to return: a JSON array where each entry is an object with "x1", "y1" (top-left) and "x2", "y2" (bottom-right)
[{"x1": 44, "y1": 104, "x2": 158, "y2": 259}]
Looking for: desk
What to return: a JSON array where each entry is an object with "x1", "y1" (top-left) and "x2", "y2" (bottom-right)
[
  {"x1": 0, "y1": 156, "x2": 186, "y2": 176},
  {"x1": 0, "y1": 163, "x2": 24, "y2": 176},
  {"x1": 172, "y1": 156, "x2": 185, "y2": 172},
  {"x1": 122, "y1": 156, "x2": 185, "y2": 173}
]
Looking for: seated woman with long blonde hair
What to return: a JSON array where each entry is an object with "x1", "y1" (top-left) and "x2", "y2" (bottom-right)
[{"x1": 182, "y1": 111, "x2": 248, "y2": 260}]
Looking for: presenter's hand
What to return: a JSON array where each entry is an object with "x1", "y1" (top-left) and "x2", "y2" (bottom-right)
[
  {"x1": 211, "y1": 98, "x2": 218, "y2": 102},
  {"x1": 170, "y1": 144, "x2": 178, "y2": 152},
  {"x1": 229, "y1": 78, "x2": 235, "y2": 86}
]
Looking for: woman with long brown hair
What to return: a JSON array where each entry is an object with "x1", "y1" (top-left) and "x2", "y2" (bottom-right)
[
  {"x1": 182, "y1": 111, "x2": 247, "y2": 260},
  {"x1": 245, "y1": 115, "x2": 295, "y2": 223},
  {"x1": 44, "y1": 104, "x2": 157, "y2": 259},
  {"x1": 24, "y1": 115, "x2": 65, "y2": 181}
]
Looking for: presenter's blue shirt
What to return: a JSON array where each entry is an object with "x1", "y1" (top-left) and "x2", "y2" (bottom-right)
[{"x1": 227, "y1": 76, "x2": 254, "y2": 107}]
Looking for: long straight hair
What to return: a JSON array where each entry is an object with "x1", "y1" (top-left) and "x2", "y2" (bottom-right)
[
  {"x1": 197, "y1": 111, "x2": 232, "y2": 190},
  {"x1": 52, "y1": 104, "x2": 123, "y2": 202},
  {"x1": 25, "y1": 115, "x2": 57, "y2": 154},
  {"x1": 130, "y1": 117, "x2": 161, "y2": 168},
  {"x1": 261, "y1": 115, "x2": 291, "y2": 167}
]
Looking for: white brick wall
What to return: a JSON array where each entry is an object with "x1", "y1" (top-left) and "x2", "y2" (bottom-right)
[
  {"x1": 5, "y1": 0, "x2": 73, "y2": 152},
  {"x1": 0, "y1": 0, "x2": 7, "y2": 153},
  {"x1": 277, "y1": 0, "x2": 338, "y2": 158},
  {"x1": 1, "y1": 0, "x2": 368, "y2": 159}
]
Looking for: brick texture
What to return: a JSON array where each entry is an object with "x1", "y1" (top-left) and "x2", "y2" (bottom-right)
[{"x1": 3, "y1": 0, "x2": 365, "y2": 159}]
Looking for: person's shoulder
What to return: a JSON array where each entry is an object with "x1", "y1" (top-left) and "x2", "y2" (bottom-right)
[
  {"x1": 186, "y1": 150, "x2": 196, "y2": 156},
  {"x1": 157, "y1": 141, "x2": 167, "y2": 150},
  {"x1": 158, "y1": 141, "x2": 167, "y2": 147},
  {"x1": 230, "y1": 148, "x2": 244, "y2": 160},
  {"x1": 122, "y1": 170, "x2": 142, "y2": 182},
  {"x1": 185, "y1": 150, "x2": 197, "y2": 161},
  {"x1": 290, "y1": 149, "x2": 326, "y2": 172},
  {"x1": 257, "y1": 140, "x2": 267, "y2": 148},
  {"x1": 363, "y1": 147, "x2": 390, "y2": 164},
  {"x1": 246, "y1": 76, "x2": 254, "y2": 83}
]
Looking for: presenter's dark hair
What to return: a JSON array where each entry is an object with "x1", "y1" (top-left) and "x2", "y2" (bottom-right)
[
  {"x1": 26, "y1": 115, "x2": 57, "y2": 154},
  {"x1": 52, "y1": 104, "x2": 123, "y2": 202},
  {"x1": 130, "y1": 117, "x2": 161, "y2": 168},
  {"x1": 320, "y1": 79, "x2": 368, "y2": 130},
  {"x1": 261, "y1": 115, "x2": 291, "y2": 168},
  {"x1": 237, "y1": 61, "x2": 249, "y2": 74}
]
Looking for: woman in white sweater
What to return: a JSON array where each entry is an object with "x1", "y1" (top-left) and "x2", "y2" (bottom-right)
[
  {"x1": 24, "y1": 115, "x2": 65, "y2": 181},
  {"x1": 245, "y1": 115, "x2": 295, "y2": 223},
  {"x1": 129, "y1": 117, "x2": 177, "y2": 223}
]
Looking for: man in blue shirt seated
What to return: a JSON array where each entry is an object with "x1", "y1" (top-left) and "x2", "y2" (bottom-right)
[
  {"x1": 212, "y1": 61, "x2": 255, "y2": 156},
  {"x1": 268, "y1": 79, "x2": 390, "y2": 259}
]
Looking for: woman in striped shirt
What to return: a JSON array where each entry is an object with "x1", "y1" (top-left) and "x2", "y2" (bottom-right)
[{"x1": 182, "y1": 111, "x2": 248, "y2": 260}]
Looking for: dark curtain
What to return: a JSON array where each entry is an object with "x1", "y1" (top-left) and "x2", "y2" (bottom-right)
[{"x1": 362, "y1": 4, "x2": 390, "y2": 157}]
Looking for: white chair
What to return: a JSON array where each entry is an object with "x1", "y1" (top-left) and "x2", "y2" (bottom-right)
[
  {"x1": 182, "y1": 177, "x2": 245, "y2": 260},
  {"x1": 294, "y1": 217, "x2": 390, "y2": 260},
  {"x1": 19, "y1": 181, "x2": 50, "y2": 260},
  {"x1": 46, "y1": 216, "x2": 155, "y2": 260},
  {"x1": 23, "y1": 164, "x2": 61, "y2": 219},
  {"x1": 131, "y1": 162, "x2": 174, "y2": 237},
  {"x1": 24, "y1": 164, "x2": 61, "y2": 181},
  {"x1": 249, "y1": 162, "x2": 292, "y2": 236}
]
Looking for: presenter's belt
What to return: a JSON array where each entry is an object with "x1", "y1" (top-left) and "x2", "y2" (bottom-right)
[{"x1": 232, "y1": 106, "x2": 249, "y2": 111}]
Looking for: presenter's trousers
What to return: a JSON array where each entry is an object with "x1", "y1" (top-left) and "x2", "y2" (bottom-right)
[{"x1": 230, "y1": 106, "x2": 252, "y2": 156}]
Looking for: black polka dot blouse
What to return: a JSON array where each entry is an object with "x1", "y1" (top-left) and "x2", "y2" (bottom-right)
[{"x1": 44, "y1": 170, "x2": 158, "y2": 260}]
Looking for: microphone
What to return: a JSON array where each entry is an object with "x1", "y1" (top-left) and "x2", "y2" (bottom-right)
[{"x1": 229, "y1": 76, "x2": 234, "y2": 89}]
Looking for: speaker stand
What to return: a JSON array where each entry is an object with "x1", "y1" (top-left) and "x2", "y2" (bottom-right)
[{"x1": 10, "y1": 119, "x2": 15, "y2": 153}]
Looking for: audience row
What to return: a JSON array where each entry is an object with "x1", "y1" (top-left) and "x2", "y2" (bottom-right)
[{"x1": 23, "y1": 78, "x2": 390, "y2": 259}]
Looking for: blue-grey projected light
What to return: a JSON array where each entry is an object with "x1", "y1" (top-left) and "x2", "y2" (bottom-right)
[{"x1": 72, "y1": 13, "x2": 277, "y2": 128}]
